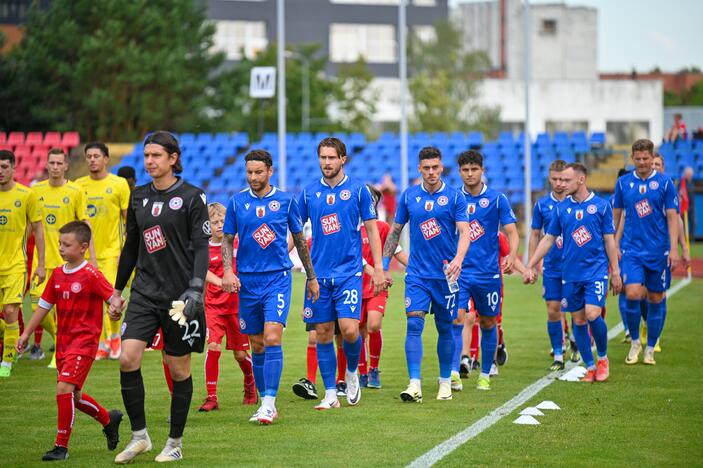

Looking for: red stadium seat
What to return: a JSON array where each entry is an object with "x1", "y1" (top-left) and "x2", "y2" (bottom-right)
[
  {"x1": 32, "y1": 144, "x2": 49, "y2": 156},
  {"x1": 0, "y1": 132, "x2": 6, "y2": 144},
  {"x1": 44, "y1": 132, "x2": 62, "y2": 147},
  {"x1": 7, "y1": 132, "x2": 25, "y2": 146},
  {"x1": 25, "y1": 132, "x2": 43, "y2": 146},
  {"x1": 0, "y1": 144, "x2": 11, "y2": 151},
  {"x1": 61, "y1": 132, "x2": 80, "y2": 148}
]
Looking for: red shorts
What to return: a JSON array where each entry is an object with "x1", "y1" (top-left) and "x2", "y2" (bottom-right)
[
  {"x1": 207, "y1": 313, "x2": 249, "y2": 351},
  {"x1": 57, "y1": 354, "x2": 94, "y2": 390},
  {"x1": 360, "y1": 295, "x2": 387, "y2": 326},
  {"x1": 150, "y1": 328, "x2": 164, "y2": 350}
]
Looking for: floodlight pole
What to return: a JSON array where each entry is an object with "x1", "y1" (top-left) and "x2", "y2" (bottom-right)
[
  {"x1": 522, "y1": 0, "x2": 532, "y2": 263},
  {"x1": 399, "y1": 0, "x2": 408, "y2": 196},
  {"x1": 277, "y1": 0, "x2": 287, "y2": 191}
]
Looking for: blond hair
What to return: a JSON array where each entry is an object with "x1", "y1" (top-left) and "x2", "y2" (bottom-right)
[{"x1": 208, "y1": 202, "x2": 226, "y2": 217}]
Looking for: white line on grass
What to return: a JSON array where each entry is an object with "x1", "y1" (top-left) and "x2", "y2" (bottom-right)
[{"x1": 407, "y1": 277, "x2": 693, "y2": 468}]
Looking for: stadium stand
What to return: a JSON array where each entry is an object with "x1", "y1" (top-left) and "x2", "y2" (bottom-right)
[{"x1": 0, "y1": 131, "x2": 82, "y2": 185}]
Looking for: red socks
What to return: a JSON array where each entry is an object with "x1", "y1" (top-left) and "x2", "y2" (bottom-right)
[
  {"x1": 470, "y1": 322, "x2": 480, "y2": 360},
  {"x1": 205, "y1": 350, "x2": 221, "y2": 399},
  {"x1": 369, "y1": 331, "x2": 382, "y2": 369},
  {"x1": 336, "y1": 346, "x2": 346, "y2": 383},
  {"x1": 76, "y1": 392, "x2": 110, "y2": 426},
  {"x1": 358, "y1": 336, "x2": 368, "y2": 375},
  {"x1": 55, "y1": 394, "x2": 74, "y2": 448},
  {"x1": 237, "y1": 352, "x2": 254, "y2": 384},
  {"x1": 34, "y1": 325, "x2": 43, "y2": 346},
  {"x1": 306, "y1": 345, "x2": 318, "y2": 383},
  {"x1": 163, "y1": 361, "x2": 173, "y2": 395}
]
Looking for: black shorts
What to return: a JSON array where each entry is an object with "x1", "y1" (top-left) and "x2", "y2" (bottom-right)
[
  {"x1": 122, "y1": 291, "x2": 206, "y2": 356},
  {"x1": 305, "y1": 319, "x2": 341, "y2": 335}
]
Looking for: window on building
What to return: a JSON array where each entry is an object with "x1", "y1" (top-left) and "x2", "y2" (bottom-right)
[
  {"x1": 412, "y1": 25, "x2": 436, "y2": 43},
  {"x1": 540, "y1": 19, "x2": 557, "y2": 35},
  {"x1": 606, "y1": 121, "x2": 650, "y2": 146},
  {"x1": 545, "y1": 121, "x2": 589, "y2": 134},
  {"x1": 330, "y1": 23, "x2": 396, "y2": 63},
  {"x1": 212, "y1": 20, "x2": 267, "y2": 60}
]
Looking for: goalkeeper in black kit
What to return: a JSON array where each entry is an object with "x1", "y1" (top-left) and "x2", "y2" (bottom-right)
[{"x1": 108, "y1": 131, "x2": 210, "y2": 464}]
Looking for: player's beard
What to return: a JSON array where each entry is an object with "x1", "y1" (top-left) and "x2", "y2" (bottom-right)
[{"x1": 322, "y1": 165, "x2": 341, "y2": 180}]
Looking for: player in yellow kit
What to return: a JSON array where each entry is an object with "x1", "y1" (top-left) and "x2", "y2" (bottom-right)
[
  {"x1": 0, "y1": 149, "x2": 46, "y2": 377},
  {"x1": 31, "y1": 148, "x2": 96, "y2": 367},
  {"x1": 75, "y1": 142, "x2": 130, "y2": 360}
]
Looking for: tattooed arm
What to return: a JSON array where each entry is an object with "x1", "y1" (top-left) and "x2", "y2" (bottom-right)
[
  {"x1": 382, "y1": 222, "x2": 405, "y2": 283},
  {"x1": 221, "y1": 233, "x2": 240, "y2": 293},
  {"x1": 292, "y1": 231, "x2": 320, "y2": 302}
]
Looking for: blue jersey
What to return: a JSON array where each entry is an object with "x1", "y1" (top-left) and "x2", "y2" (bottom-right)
[
  {"x1": 531, "y1": 192, "x2": 564, "y2": 278},
  {"x1": 461, "y1": 184, "x2": 516, "y2": 278},
  {"x1": 298, "y1": 175, "x2": 376, "y2": 279},
  {"x1": 224, "y1": 186, "x2": 303, "y2": 274},
  {"x1": 396, "y1": 181, "x2": 468, "y2": 280},
  {"x1": 546, "y1": 192, "x2": 615, "y2": 282},
  {"x1": 613, "y1": 170, "x2": 678, "y2": 261}
]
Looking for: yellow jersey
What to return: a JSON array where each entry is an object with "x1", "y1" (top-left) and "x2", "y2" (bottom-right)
[
  {"x1": 0, "y1": 183, "x2": 40, "y2": 275},
  {"x1": 32, "y1": 180, "x2": 88, "y2": 269},
  {"x1": 75, "y1": 173, "x2": 130, "y2": 260}
]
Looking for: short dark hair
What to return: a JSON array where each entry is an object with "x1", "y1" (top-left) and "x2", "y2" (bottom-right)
[
  {"x1": 117, "y1": 165, "x2": 136, "y2": 180},
  {"x1": 631, "y1": 139, "x2": 654, "y2": 155},
  {"x1": 366, "y1": 183, "x2": 382, "y2": 209},
  {"x1": 617, "y1": 168, "x2": 629, "y2": 178},
  {"x1": 548, "y1": 159, "x2": 567, "y2": 172},
  {"x1": 317, "y1": 137, "x2": 346, "y2": 158},
  {"x1": 0, "y1": 150, "x2": 16, "y2": 166},
  {"x1": 84, "y1": 141, "x2": 109, "y2": 157},
  {"x1": 245, "y1": 149, "x2": 273, "y2": 168},
  {"x1": 457, "y1": 149, "x2": 483, "y2": 168},
  {"x1": 419, "y1": 146, "x2": 441, "y2": 161},
  {"x1": 59, "y1": 220, "x2": 92, "y2": 244},
  {"x1": 566, "y1": 162, "x2": 588, "y2": 176},
  {"x1": 143, "y1": 131, "x2": 182, "y2": 174},
  {"x1": 48, "y1": 147, "x2": 67, "y2": 161}
]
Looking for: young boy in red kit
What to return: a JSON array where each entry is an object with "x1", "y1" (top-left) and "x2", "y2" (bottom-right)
[
  {"x1": 17, "y1": 221, "x2": 122, "y2": 461},
  {"x1": 199, "y1": 202, "x2": 257, "y2": 411}
]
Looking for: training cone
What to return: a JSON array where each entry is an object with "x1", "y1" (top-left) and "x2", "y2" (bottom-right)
[
  {"x1": 536, "y1": 400, "x2": 561, "y2": 410},
  {"x1": 559, "y1": 366, "x2": 587, "y2": 381},
  {"x1": 520, "y1": 407, "x2": 545, "y2": 416},
  {"x1": 513, "y1": 415, "x2": 540, "y2": 425}
]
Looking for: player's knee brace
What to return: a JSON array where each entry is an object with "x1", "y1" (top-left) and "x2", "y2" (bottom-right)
[{"x1": 406, "y1": 315, "x2": 424, "y2": 337}]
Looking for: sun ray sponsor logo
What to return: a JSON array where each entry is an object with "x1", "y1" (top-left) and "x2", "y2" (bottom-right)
[
  {"x1": 143, "y1": 225, "x2": 167, "y2": 253},
  {"x1": 253, "y1": 223, "x2": 276, "y2": 249},
  {"x1": 571, "y1": 225, "x2": 592, "y2": 247},
  {"x1": 468, "y1": 220, "x2": 485, "y2": 242},
  {"x1": 321, "y1": 213, "x2": 341, "y2": 235},
  {"x1": 635, "y1": 199, "x2": 652, "y2": 218},
  {"x1": 639, "y1": 184, "x2": 647, "y2": 194},
  {"x1": 420, "y1": 218, "x2": 441, "y2": 240}
]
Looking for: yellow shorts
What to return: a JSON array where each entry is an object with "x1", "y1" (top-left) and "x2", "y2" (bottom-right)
[
  {"x1": 98, "y1": 257, "x2": 119, "y2": 287},
  {"x1": 0, "y1": 273, "x2": 27, "y2": 307},
  {"x1": 30, "y1": 268, "x2": 55, "y2": 301}
]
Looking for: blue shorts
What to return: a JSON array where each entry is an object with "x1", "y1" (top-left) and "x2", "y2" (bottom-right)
[
  {"x1": 621, "y1": 253, "x2": 670, "y2": 293},
  {"x1": 405, "y1": 275, "x2": 457, "y2": 322},
  {"x1": 303, "y1": 274, "x2": 362, "y2": 324},
  {"x1": 458, "y1": 274, "x2": 503, "y2": 317},
  {"x1": 561, "y1": 279, "x2": 607, "y2": 312},
  {"x1": 238, "y1": 270, "x2": 292, "y2": 335},
  {"x1": 542, "y1": 275, "x2": 563, "y2": 302}
]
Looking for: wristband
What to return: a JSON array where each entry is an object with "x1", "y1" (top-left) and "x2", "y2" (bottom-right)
[{"x1": 382, "y1": 257, "x2": 391, "y2": 270}]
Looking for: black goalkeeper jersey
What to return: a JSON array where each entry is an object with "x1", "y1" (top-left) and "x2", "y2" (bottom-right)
[{"x1": 116, "y1": 178, "x2": 210, "y2": 308}]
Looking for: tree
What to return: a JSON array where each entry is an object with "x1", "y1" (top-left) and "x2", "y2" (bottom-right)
[
  {"x1": 333, "y1": 58, "x2": 377, "y2": 135},
  {"x1": 407, "y1": 20, "x2": 500, "y2": 134},
  {"x1": 0, "y1": 0, "x2": 222, "y2": 141}
]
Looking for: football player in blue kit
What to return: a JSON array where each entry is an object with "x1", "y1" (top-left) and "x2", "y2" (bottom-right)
[{"x1": 381, "y1": 147, "x2": 471, "y2": 402}]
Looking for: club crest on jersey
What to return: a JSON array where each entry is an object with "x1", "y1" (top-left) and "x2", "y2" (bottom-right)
[
  {"x1": 575, "y1": 209, "x2": 584, "y2": 220},
  {"x1": 340, "y1": 189, "x2": 351, "y2": 201},
  {"x1": 556, "y1": 235, "x2": 563, "y2": 249},
  {"x1": 143, "y1": 225, "x2": 167, "y2": 253},
  {"x1": 239, "y1": 318, "x2": 246, "y2": 330},
  {"x1": 587, "y1": 204, "x2": 597, "y2": 215},
  {"x1": 425, "y1": 200, "x2": 434, "y2": 211},
  {"x1": 106, "y1": 187, "x2": 112, "y2": 194},
  {"x1": 468, "y1": 220, "x2": 485, "y2": 242},
  {"x1": 649, "y1": 180, "x2": 659, "y2": 190},
  {"x1": 639, "y1": 184, "x2": 647, "y2": 194},
  {"x1": 268, "y1": 200, "x2": 280, "y2": 212},
  {"x1": 479, "y1": 198, "x2": 489, "y2": 208},
  {"x1": 437, "y1": 195, "x2": 448, "y2": 206},
  {"x1": 151, "y1": 202, "x2": 164, "y2": 217},
  {"x1": 256, "y1": 206, "x2": 266, "y2": 218},
  {"x1": 420, "y1": 218, "x2": 441, "y2": 240},
  {"x1": 561, "y1": 298, "x2": 568, "y2": 308},
  {"x1": 70, "y1": 282, "x2": 82, "y2": 293},
  {"x1": 62, "y1": 197, "x2": 70, "y2": 204},
  {"x1": 326, "y1": 194, "x2": 336, "y2": 205},
  {"x1": 169, "y1": 197, "x2": 183, "y2": 210},
  {"x1": 120, "y1": 322, "x2": 127, "y2": 336},
  {"x1": 303, "y1": 307, "x2": 313, "y2": 319},
  {"x1": 14, "y1": 200, "x2": 21, "y2": 207},
  {"x1": 635, "y1": 199, "x2": 652, "y2": 218},
  {"x1": 571, "y1": 225, "x2": 592, "y2": 247},
  {"x1": 405, "y1": 297, "x2": 411, "y2": 308},
  {"x1": 253, "y1": 223, "x2": 276, "y2": 249},
  {"x1": 321, "y1": 213, "x2": 341, "y2": 235},
  {"x1": 468, "y1": 203, "x2": 476, "y2": 215}
]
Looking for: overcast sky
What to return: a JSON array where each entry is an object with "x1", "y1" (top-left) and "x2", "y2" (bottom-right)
[{"x1": 452, "y1": 0, "x2": 703, "y2": 72}]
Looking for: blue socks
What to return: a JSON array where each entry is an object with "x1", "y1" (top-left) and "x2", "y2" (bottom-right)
[
  {"x1": 343, "y1": 335, "x2": 362, "y2": 373},
  {"x1": 252, "y1": 352, "x2": 265, "y2": 395},
  {"x1": 405, "y1": 315, "x2": 424, "y2": 380},
  {"x1": 573, "y1": 322, "x2": 595, "y2": 368},
  {"x1": 451, "y1": 324, "x2": 464, "y2": 372},
  {"x1": 646, "y1": 300, "x2": 665, "y2": 347},
  {"x1": 625, "y1": 299, "x2": 641, "y2": 341},
  {"x1": 588, "y1": 316, "x2": 608, "y2": 359},
  {"x1": 547, "y1": 320, "x2": 564, "y2": 359},
  {"x1": 435, "y1": 319, "x2": 455, "y2": 380},
  {"x1": 316, "y1": 341, "x2": 337, "y2": 391},
  {"x1": 263, "y1": 345, "x2": 283, "y2": 397},
  {"x1": 480, "y1": 325, "x2": 497, "y2": 376},
  {"x1": 618, "y1": 294, "x2": 629, "y2": 333}
]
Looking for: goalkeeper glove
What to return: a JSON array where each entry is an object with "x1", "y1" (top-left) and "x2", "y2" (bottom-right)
[{"x1": 169, "y1": 278, "x2": 204, "y2": 326}]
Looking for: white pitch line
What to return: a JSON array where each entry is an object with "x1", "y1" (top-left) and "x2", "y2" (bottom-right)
[{"x1": 407, "y1": 277, "x2": 692, "y2": 468}]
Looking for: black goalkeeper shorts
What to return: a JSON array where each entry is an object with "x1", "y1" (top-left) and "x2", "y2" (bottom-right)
[{"x1": 121, "y1": 290, "x2": 206, "y2": 356}]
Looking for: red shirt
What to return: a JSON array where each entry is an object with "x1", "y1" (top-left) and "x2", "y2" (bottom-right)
[
  {"x1": 361, "y1": 221, "x2": 390, "y2": 299},
  {"x1": 205, "y1": 239, "x2": 239, "y2": 315},
  {"x1": 39, "y1": 262, "x2": 114, "y2": 359}
]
